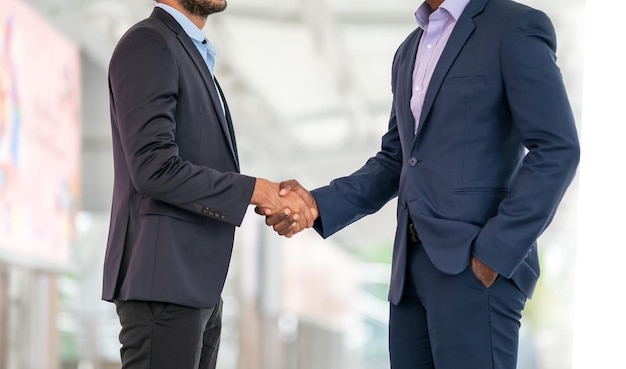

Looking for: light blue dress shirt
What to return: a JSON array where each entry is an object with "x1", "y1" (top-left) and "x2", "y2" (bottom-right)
[
  {"x1": 156, "y1": 3, "x2": 217, "y2": 74},
  {"x1": 156, "y1": 4, "x2": 225, "y2": 114}
]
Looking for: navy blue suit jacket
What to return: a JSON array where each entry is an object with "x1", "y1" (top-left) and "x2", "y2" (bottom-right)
[
  {"x1": 102, "y1": 8, "x2": 256, "y2": 308},
  {"x1": 311, "y1": 0, "x2": 580, "y2": 304}
]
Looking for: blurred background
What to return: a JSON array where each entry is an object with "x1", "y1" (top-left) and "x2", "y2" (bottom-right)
[{"x1": 0, "y1": 0, "x2": 589, "y2": 368}]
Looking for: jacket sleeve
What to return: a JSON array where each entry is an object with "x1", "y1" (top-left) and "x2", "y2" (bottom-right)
[
  {"x1": 311, "y1": 39, "x2": 414, "y2": 238},
  {"x1": 312, "y1": 104, "x2": 403, "y2": 238},
  {"x1": 109, "y1": 25, "x2": 255, "y2": 226},
  {"x1": 472, "y1": 10, "x2": 580, "y2": 278}
]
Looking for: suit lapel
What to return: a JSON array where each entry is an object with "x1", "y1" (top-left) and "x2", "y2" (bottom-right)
[
  {"x1": 175, "y1": 33, "x2": 239, "y2": 167},
  {"x1": 415, "y1": 0, "x2": 487, "y2": 139},
  {"x1": 152, "y1": 9, "x2": 239, "y2": 168},
  {"x1": 399, "y1": 28, "x2": 423, "y2": 145},
  {"x1": 215, "y1": 79, "x2": 240, "y2": 168}
]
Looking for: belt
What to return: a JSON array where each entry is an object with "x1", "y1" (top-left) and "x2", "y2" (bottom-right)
[{"x1": 408, "y1": 220, "x2": 421, "y2": 244}]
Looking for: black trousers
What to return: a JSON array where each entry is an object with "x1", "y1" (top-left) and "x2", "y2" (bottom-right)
[{"x1": 115, "y1": 299, "x2": 222, "y2": 369}]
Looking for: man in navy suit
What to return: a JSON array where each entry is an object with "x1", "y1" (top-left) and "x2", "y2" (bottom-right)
[
  {"x1": 102, "y1": 0, "x2": 316, "y2": 368},
  {"x1": 263, "y1": 0, "x2": 580, "y2": 367}
]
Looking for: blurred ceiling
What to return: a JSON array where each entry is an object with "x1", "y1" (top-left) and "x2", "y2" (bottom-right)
[
  {"x1": 21, "y1": 0, "x2": 419, "y2": 246},
  {"x1": 24, "y1": 0, "x2": 417, "y2": 173},
  {"x1": 23, "y1": 0, "x2": 580, "y2": 174}
]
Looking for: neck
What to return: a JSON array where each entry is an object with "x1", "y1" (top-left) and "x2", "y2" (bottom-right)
[
  {"x1": 159, "y1": 0, "x2": 208, "y2": 29},
  {"x1": 186, "y1": 13, "x2": 208, "y2": 29},
  {"x1": 426, "y1": 0, "x2": 445, "y2": 10}
]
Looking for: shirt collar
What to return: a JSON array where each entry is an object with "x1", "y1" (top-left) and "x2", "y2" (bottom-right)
[
  {"x1": 415, "y1": 0, "x2": 471, "y2": 28},
  {"x1": 156, "y1": 3, "x2": 207, "y2": 45}
]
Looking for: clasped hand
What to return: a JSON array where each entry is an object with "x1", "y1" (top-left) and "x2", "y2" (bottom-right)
[{"x1": 251, "y1": 179, "x2": 318, "y2": 238}]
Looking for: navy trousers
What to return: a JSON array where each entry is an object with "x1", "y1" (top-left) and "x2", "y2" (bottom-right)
[{"x1": 389, "y1": 243, "x2": 527, "y2": 369}]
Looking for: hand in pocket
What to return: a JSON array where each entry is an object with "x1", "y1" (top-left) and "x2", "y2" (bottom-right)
[{"x1": 471, "y1": 256, "x2": 498, "y2": 288}]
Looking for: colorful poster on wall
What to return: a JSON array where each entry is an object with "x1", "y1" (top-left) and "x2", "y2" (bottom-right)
[{"x1": 0, "y1": 0, "x2": 81, "y2": 266}]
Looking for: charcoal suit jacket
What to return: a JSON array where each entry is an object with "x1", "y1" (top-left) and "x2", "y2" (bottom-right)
[{"x1": 102, "y1": 8, "x2": 255, "y2": 308}]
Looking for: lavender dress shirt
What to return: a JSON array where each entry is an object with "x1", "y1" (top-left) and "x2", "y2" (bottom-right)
[{"x1": 411, "y1": 0, "x2": 471, "y2": 133}]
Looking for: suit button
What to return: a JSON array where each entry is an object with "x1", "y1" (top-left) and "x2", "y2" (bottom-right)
[
  {"x1": 202, "y1": 207, "x2": 210, "y2": 215},
  {"x1": 401, "y1": 200, "x2": 407, "y2": 209},
  {"x1": 408, "y1": 157, "x2": 419, "y2": 166}
]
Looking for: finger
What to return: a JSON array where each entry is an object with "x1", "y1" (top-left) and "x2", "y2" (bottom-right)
[
  {"x1": 265, "y1": 213, "x2": 284, "y2": 226},
  {"x1": 274, "y1": 217, "x2": 298, "y2": 235},
  {"x1": 264, "y1": 209, "x2": 291, "y2": 226},
  {"x1": 275, "y1": 224, "x2": 294, "y2": 236},
  {"x1": 288, "y1": 221, "x2": 302, "y2": 237},
  {"x1": 282, "y1": 229, "x2": 295, "y2": 238},
  {"x1": 295, "y1": 210, "x2": 309, "y2": 231},
  {"x1": 254, "y1": 206, "x2": 269, "y2": 216},
  {"x1": 272, "y1": 213, "x2": 298, "y2": 234}
]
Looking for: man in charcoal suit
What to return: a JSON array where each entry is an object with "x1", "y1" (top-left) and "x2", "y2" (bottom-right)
[{"x1": 102, "y1": 1, "x2": 315, "y2": 368}]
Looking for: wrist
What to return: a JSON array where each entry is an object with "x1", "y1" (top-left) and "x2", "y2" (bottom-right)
[
  {"x1": 250, "y1": 178, "x2": 276, "y2": 206},
  {"x1": 250, "y1": 178, "x2": 264, "y2": 205}
]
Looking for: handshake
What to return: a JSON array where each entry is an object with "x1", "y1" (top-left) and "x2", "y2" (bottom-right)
[{"x1": 251, "y1": 178, "x2": 318, "y2": 238}]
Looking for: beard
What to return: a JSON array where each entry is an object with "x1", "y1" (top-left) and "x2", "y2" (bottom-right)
[{"x1": 180, "y1": 0, "x2": 227, "y2": 17}]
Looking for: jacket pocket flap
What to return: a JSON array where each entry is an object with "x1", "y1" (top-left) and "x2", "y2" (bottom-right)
[{"x1": 139, "y1": 197, "x2": 202, "y2": 223}]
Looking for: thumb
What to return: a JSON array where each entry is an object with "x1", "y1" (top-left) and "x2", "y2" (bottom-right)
[{"x1": 278, "y1": 179, "x2": 300, "y2": 196}]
